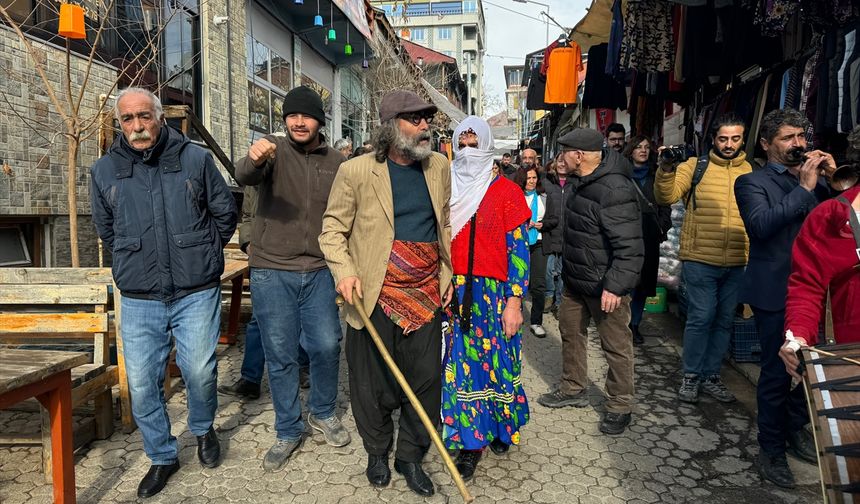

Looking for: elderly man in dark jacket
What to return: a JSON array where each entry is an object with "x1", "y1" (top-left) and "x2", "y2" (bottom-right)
[
  {"x1": 90, "y1": 87, "x2": 237, "y2": 498},
  {"x1": 537, "y1": 129, "x2": 643, "y2": 436}
]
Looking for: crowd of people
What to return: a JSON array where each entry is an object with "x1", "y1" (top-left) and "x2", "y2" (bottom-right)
[{"x1": 90, "y1": 84, "x2": 859, "y2": 499}]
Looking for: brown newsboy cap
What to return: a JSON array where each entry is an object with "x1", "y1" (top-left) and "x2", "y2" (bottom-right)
[
  {"x1": 558, "y1": 128, "x2": 605, "y2": 152},
  {"x1": 379, "y1": 90, "x2": 438, "y2": 122}
]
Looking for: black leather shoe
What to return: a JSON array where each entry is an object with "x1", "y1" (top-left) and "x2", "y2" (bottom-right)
[
  {"x1": 137, "y1": 462, "x2": 180, "y2": 498},
  {"x1": 366, "y1": 454, "x2": 391, "y2": 487},
  {"x1": 599, "y1": 412, "x2": 632, "y2": 435},
  {"x1": 787, "y1": 428, "x2": 818, "y2": 464},
  {"x1": 489, "y1": 438, "x2": 509, "y2": 455},
  {"x1": 197, "y1": 427, "x2": 221, "y2": 468},
  {"x1": 455, "y1": 450, "x2": 482, "y2": 481},
  {"x1": 218, "y1": 378, "x2": 260, "y2": 400},
  {"x1": 394, "y1": 459, "x2": 434, "y2": 497},
  {"x1": 759, "y1": 451, "x2": 795, "y2": 488}
]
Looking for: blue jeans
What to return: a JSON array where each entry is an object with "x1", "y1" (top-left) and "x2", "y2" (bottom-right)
[
  {"x1": 681, "y1": 261, "x2": 744, "y2": 376},
  {"x1": 545, "y1": 253, "x2": 563, "y2": 305},
  {"x1": 241, "y1": 314, "x2": 309, "y2": 384},
  {"x1": 250, "y1": 267, "x2": 342, "y2": 441},
  {"x1": 121, "y1": 287, "x2": 221, "y2": 465}
]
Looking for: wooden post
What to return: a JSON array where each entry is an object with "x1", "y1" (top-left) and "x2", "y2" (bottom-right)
[{"x1": 36, "y1": 370, "x2": 77, "y2": 504}]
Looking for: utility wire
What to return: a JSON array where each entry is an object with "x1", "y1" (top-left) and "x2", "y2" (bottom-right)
[{"x1": 482, "y1": 1, "x2": 547, "y2": 24}]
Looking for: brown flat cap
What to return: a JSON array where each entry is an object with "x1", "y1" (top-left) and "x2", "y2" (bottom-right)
[
  {"x1": 379, "y1": 90, "x2": 437, "y2": 122},
  {"x1": 558, "y1": 128, "x2": 604, "y2": 152}
]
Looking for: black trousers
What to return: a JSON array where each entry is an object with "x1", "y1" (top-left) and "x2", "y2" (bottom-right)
[
  {"x1": 346, "y1": 305, "x2": 442, "y2": 463},
  {"x1": 754, "y1": 307, "x2": 809, "y2": 456},
  {"x1": 529, "y1": 243, "x2": 548, "y2": 325}
]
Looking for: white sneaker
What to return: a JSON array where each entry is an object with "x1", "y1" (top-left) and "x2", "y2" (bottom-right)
[{"x1": 530, "y1": 324, "x2": 547, "y2": 338}]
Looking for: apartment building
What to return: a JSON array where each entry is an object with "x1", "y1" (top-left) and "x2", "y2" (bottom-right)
[{"x1": 370, "y1": 0, "x2": 485, "y2": 116}]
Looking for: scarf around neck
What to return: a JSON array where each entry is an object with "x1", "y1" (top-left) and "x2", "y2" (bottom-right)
[{"x1": 450, "y1": 116, "x2": 496, "y2": 239}]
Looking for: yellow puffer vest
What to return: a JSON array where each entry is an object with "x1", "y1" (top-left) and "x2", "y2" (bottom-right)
[{"x1": 654, "y1": 151, "x2": 752, "y2": 267}]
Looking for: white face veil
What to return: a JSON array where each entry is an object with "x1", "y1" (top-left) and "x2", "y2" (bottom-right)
[{"x1": 450, "y1": 116, "x2": 496, "y2": 239}]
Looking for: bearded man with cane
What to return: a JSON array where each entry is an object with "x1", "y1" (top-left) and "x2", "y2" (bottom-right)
[{"x1": 320, "y1": 90, "x2": 454, "y2": 497}]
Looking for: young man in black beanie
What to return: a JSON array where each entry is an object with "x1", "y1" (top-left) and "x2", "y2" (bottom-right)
[{"x1": 236, "y1": 85, "x2": 350, "y2": 471}]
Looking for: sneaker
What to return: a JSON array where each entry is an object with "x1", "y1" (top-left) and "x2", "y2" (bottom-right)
[
  {"x1": 530, "y1": 324, "x2": 547, "y2": 338},
  {"x1": 217, "y1": 378, "x2": 260, "y2": 400},
  {"x1": 551, "y1": 304, "x2": 559, "y2": 320},
  {"x1": 263, "y1": 437, "x2": 303, "y2": 472},
  {"x1": 758, "y1": 451, "x2": 795, "y2": 488},
  {"x1": 678, "y1": 374, "x2": 700, "y2": 403},
  {"x1": 599, "y1": 412, "x2": 631, "y2": 435},
  {"x1": 537, "y1": 389, "x2": 589, "y2": 408},
  {"x1": 700, "y1": 375, "x2": 736, "y2": 403},
  {"x1": 308, "y1": 413, "x2": 351, "y2": 447}
]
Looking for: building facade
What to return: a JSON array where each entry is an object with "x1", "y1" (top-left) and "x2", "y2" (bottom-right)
[
  {"x1": 0, "y1": 0, "x2": 375, "y2": 267},
  {"x1": 371, "y1": 0, "x2": 484, "y2": 116}
]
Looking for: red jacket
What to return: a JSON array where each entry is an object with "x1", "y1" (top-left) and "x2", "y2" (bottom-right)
[
  {"x1": 785, "y1": 185, "x2": 860, "y2": 343},
  {"x1": 451, "y1": 177, "x2": 531, "y2": 282}
]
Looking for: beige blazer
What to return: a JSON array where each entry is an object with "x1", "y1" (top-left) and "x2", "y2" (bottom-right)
[{"x1": 319, "y1": 152, "x2": 453, "y2": 329}]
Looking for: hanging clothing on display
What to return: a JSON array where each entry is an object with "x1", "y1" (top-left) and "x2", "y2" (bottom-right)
[
  {"x1": 526, "y1": 60, "x2": 548, "y2": 111},
  {"x1": 752, "y1": 0, "x2": 801, "y2": 36},
  {"x1": 839, "y1": 27, "x2": 859, "y2": 133},
  {"x1": 619, "y1": 0, "x2": 675, "y2": 73},
  {"x1": 544, "y1": 42, "x2": 583, "y2": 105},
  {"x1": 605, "y1": 0, "x2": 624, "y2": 77},
  {"x1": 582, "y1": 43, "x2": 628, "y2": 111}
]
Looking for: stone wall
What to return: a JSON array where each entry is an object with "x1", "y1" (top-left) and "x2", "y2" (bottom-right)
[
  {"x1": 201, "y1": 0, "x2": 250, "y2": 182},
  {"x1": 0, "y1": 26, "x2": 117, "y2": 217},
  {"x1": 52, "y1": 215, "x2": 106, "y2": 267}
]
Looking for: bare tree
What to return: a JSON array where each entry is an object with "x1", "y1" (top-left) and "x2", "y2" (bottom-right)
[{"x1": 0, "y1": 0, "x2": 193, "y2": 266}]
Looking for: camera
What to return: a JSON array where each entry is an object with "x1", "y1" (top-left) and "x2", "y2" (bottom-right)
[{"x1": 659, "y1": 145, "x2": 689, "y2": 164}]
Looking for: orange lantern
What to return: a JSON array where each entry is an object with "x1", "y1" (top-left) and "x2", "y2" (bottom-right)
[{"x1": 58, "y1": 4, "x2": 86, "y2": 39}]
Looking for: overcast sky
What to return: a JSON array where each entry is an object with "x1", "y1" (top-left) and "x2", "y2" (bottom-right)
[{"x1": 482, "y1": 0, "x2": 590, "y2": 116}]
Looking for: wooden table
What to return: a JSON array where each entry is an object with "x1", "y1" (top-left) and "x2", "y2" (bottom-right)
[
  {"x1": 219, "y1": 259, "x2": 249, "y2": 345},
  {"x1": 0, "y1": 349, "x2": 89, "y2": 504}
]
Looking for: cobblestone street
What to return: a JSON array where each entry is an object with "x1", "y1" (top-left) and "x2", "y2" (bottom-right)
[{"x1": 1, "y1": 307, "x2": 823, "y2": 503}]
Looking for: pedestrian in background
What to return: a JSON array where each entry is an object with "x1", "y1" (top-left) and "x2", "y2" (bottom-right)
[
  {"x1": 622, "y1": 136, "x2": 671, "y2": 345},
  {"x1": 513, "y1": 165, "x2": 559, "y2": 337}
]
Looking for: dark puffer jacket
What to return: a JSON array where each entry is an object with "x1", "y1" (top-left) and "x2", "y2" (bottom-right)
[
  {"x1": 562, "y1": 149, "x2": 644, "y2": 297},
  {"x1": 90, "y1": 127, "x2": 238, "y2": 301}
]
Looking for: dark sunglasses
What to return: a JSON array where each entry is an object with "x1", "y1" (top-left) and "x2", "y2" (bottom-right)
[{"x1": 398, "y1": 112, "x2": 435, "y2": 126}]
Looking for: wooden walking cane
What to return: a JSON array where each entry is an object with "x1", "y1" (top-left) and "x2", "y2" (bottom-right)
[{"x1": 336, "y1": 290, "x2": 474, "y2": 504}]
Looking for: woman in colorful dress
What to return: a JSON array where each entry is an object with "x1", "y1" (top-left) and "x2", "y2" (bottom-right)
[{"x1": 442, "y1": 116, "x2": 531, "y2": 481}]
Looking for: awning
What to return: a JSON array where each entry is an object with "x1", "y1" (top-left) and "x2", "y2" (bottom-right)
[
  {"x1": 420, "y1": 78, "x2": 468, "y2": 128},
  {"x1": 570, "y1": 0, "x2": 621, "y2": 53}
]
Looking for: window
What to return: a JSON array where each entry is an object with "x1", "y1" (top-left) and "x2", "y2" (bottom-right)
[
  {"x1": 442, "y1": 50, "x2": 454, "y2": 57},
  {"x1": 405, "y1": 2, "x2": 429, "y2": 16},
  {"x1": 161, "y1": 4, "x2": 202, "y2": 115},
  {"x1": 431, "y1": 1, "x2": 461, "y2": 15},
  {"x1": 464, "y1": 25, "x2": 477, "y2": 40},
  {"x1": 463, "y1": 1, "x2": 477, "y2": 13},
  {"x1": 246, "y1": 35, "x2": 293, "y2": 135},
  {"x1": 0, "y1": 227, "x2": 32, "y2": 266},
  {"x1": 340, "y1": 68, "x2": 365, "y2": 147},
  {"x1": 437, "y1": 27, "x2": 452, "y2": 40},
  {"x1": 410, "y1": 28, "x2": 426, "y2": 41}
]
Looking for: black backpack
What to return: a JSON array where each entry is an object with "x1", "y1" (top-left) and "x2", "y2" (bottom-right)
[{"x1": 684, "y1": 156, "x2": 711, "y2": 211}]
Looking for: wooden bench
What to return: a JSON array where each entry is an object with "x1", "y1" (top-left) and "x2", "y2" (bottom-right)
[
  {"x1": 0, "y1": 267, "x2": 123, "y2": 478},
  {"x1": 219, "y1": 259, "x2": 249, "y2": 345}
]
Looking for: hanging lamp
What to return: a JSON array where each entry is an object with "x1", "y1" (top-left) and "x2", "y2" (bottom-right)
[
  {"x1": 58, "y1": 4, "x2": 86, "y2": 39},
  {"x1": 362, "y1": 42, "x2": 369, "y2": 69},
  {"x1": 294, "y1": 0, "x2": 303, "y2": 4},
  {"x1": 344, "y1": 27, "x2": 352, "y2": 55},
  {"x1": 327, "y1": 3, "x2": 336, "y2": 41},
  {"x1": 314, "y1": 0, "x2": 323, "y2": 26}
]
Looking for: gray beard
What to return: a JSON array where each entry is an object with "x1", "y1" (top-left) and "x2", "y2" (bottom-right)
[{"x1": 395, "y1": 129, "x2": 433, "y2": 161}]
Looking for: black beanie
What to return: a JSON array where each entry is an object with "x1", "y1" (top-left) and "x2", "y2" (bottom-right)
[{"x1": 282, "y1": 85, "x2": 326, "y2": 125}]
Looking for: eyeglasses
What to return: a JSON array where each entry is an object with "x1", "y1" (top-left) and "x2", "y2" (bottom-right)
[{"x1": 398, "y1": 112, "x2": 435, "y2": 126}]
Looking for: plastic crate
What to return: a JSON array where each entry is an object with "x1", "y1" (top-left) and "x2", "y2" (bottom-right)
[{"x1": 730, "y1": 316, "x2": 761, "y2": 362}]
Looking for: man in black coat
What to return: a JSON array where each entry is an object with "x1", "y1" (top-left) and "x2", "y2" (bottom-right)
[
  {"x1": 90, "y1": 88, "x2": 237, "y2": 498},
  {"x1": 537, "y1": 129, "x2": 643, "y2": 436}
]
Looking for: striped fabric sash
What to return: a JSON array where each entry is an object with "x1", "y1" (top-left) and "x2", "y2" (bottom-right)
[{"x1": 378, "y1": 240, "x2": 441, "y2": 334}]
